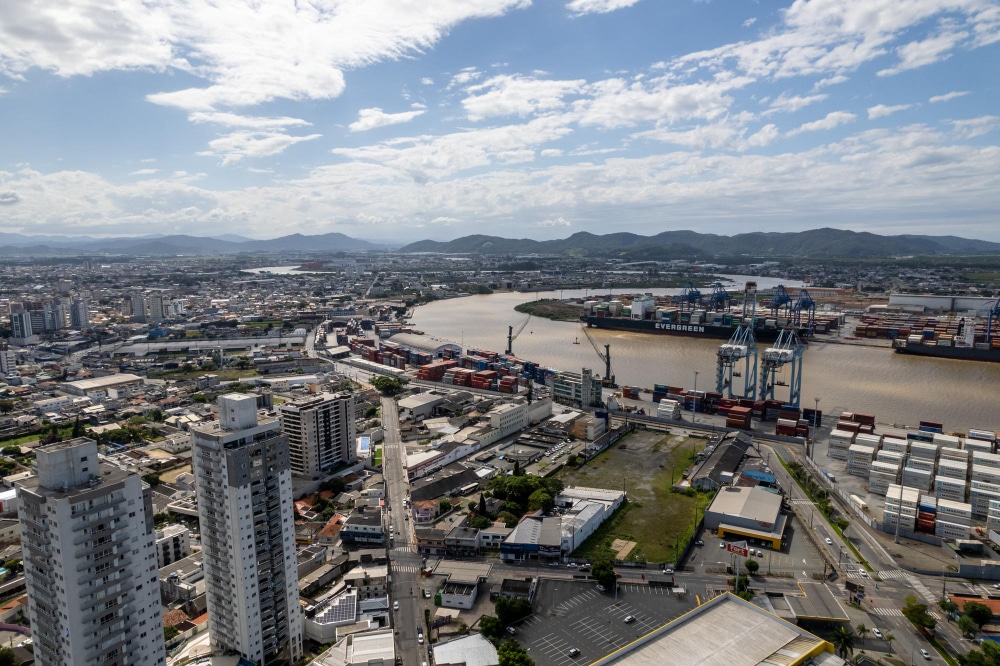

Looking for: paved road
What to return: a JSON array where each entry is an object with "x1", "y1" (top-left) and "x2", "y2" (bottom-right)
[{"x1": 382, "y1": 396, "x2": 425, "y2": 666}]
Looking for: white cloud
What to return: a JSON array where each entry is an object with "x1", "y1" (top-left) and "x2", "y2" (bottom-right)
[
  {"x1": 743, "y1": 17, "x2": 757, "y2": 28},
  {"x1": 0, "y1": 0, "x2": 530, "y2": 110},
  {"x1": 812, "y1": 75, "x2": 848, "y2": 91},
  {"x1": 128, "y1": 168, "x2": 159, "y2": 176},
  {"x1": 765, "y1": 92, "x2": 828, "y2": 115},
  {"x1": 462, "y1": 75, "x2": 585, "y2": 121},
  {"x1": 448, "y1": 67, "x2": 483, "y2": 89},
  {"x1": 198, "y1": 130, "x2": 322, "y2": 165},
  {"x1": 536, "y1": 216, "x2": 571, "y2": 227},
  {"x1": 950, "y1": 116, "x2": 999, "y2": 139},
  {"x1": 788, "y1": 111, "x2": 856, "y2": 136},
  {"x1": 565, "y1": 0, "x2": 641, "y2": 16},
  {"x1": 930, "y1": 90, "x2": 970, "y2": 103},
  {"x1": 0, "y1": 86, "x2": 7, "y2": 95},
  {"x1": 349, "y1": 107, "x2": 426, "y2": 132},
  {"x1": 431, "y1": 216, "x2": 459, "y2": 225},
  {"x1": 0, "y1": 191, "x2": 21, "y2": 205},
  {"x1": 187, "y1": 112, "x2": 312, "y2": 129},
  {"x1": 877, "y1": 29, "x2": 969, "y2": 76},
  {"x1": 420, "y1": 77, "x2": 434, "y2": 86},
  {"x1": 540, "y1": 149, "x2": 564, "y2": 157},
  {"x1": 867, "y1": 103, "x2": 912, "y2": 119}
]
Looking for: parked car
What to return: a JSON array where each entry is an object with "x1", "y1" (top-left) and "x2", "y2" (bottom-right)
[
  {"x1": 393, "y1": 601, "x2": 399, "y2": 611},
  {"x1": 720, "y1": 542, "x2": 726, "y2": 548},
  {"x1": 662, "y1": 568, "x2": 674, "y2": 575},
  {"x1": 596, "y1": 584, "x2": 606, "y2": 592},
  {"x1": 506, "y1": 627, "x2": 517, "y2": 635},
  {"x1": 424, "y1": 589, "x2": 432, "y2": 598},
  {"x1": 417, "y1": 633, "x2": 424, "y2": 645},
  {"x1": 624, "y1": 615, "x2": 635, "y2": 624},
  {"x1": 568, "y1": 648, "x2": 580, "y2": 657},
  {"x1": 695, "y1": 540, "x2": 704, "y2": 546}
]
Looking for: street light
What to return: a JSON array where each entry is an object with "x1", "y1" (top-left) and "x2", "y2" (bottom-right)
[{"x1": 810, "y1": 396, "x2": 820, "y2": 459}]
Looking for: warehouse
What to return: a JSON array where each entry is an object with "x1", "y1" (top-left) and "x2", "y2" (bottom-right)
[
  {"x1": 689, "y1": 431, "x2": 752, "y2": 491},
  {"x1": 595, "y1": 592, "x2": 841, "y2": 666},
  {"x1": 59, "y1": 373, "x2": 143, "y2": 398},
  {"x1": 703, "y1": 486, "x2": 787, "y2": 549},
  {"x1": 386, "y1": 332, "x2": 462, "y2": 359}
]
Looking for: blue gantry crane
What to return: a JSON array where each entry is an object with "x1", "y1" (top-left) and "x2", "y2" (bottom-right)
[
  {"x1": 674, "y1": 282, "x2": 703, "y2": 311},
  {"x1": 759, "y1": 328, "x2": 805, "y2": 408},
  {"x1": 768, "y1": 284, "x2": 793, "y2": 320},
  {"x1": 706, "y1": 282, "x2": 732, "y2": 312},
  {"x1": 791, "y1": 288, "x2": 817, "y2": 335},
  {"x1": 740, "y1": 281, "x2": 758, "y2": 320},
  {"x1": 989, "y1": 300, "x2": 1000, "y2": 344},
  {"x1": 716, "y1": 325, "x2": 758, "y2": 400}
]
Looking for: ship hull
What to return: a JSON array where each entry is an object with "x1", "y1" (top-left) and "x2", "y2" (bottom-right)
[
  {"x1": 894, "y1": 342, "x2": 1000, "y2": 363},
  {"x1": 581, "y1": 315, "x2": 799, "y2": 342}
]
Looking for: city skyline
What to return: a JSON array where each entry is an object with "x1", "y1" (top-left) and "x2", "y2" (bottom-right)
[{"x1": 1, "y1": 0, "x2": 999, "y2": 241}]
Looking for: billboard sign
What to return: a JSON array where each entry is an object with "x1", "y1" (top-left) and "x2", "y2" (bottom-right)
[{"x1": 726, "y1": 543, "x2": 749, "y2": 557}]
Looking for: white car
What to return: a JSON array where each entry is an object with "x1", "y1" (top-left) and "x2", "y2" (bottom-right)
[
  {"x1": 393, "y1": 601, "x2": 399, "y2": 611},
  {"x1": 662, "y1": 568, "x2": 674, "y2": 575},
  {"x1": 859, "y1": 569, "x2": 868, "y2": 577},
  {"x1": 825, "y1": 537, "x2": 833, "y2": 545},
  {"x1": 920, "y1": 648, "x2": 931, "y2": 660},
  {"x1": 872, "y1": 627, "x2": 883, "y2": 639},
  {"x1": 418, "y1": 634, "x2": 424, "y2": 645}
]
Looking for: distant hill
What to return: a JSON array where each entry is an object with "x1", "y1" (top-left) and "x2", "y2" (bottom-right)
[
  {"x1": 0, "y1": 232, "x2": 387, "y2": 256},
  {"x1": 399, "y1": 228, "x2": 1000, "y2": 259}
]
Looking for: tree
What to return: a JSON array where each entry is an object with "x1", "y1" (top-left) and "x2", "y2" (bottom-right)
[
  {"x1": 498, "y1": 511, "x2": 519, "y2": 528},
  {"x1": 959, "y1": 648, "x2": 999, "y2": 666},
  {"x1": 72, "y1": 416, "x2": 86, "y2": 437},
  {"x1": 902, "y1": 595, "x2": 937, "y2": 633},
  {"x1": 479, "y1": 493, "x2": 488, "y2": 516},
  {"x1": 939, "y1": 598, "x2": 959, "y2": 616},
  {"x1": 964, "y1": 601, "x2": 993, "y2": 630},
  {"x1": 468, "y1": 515, "x2": 492, "y2": 530},
  {"x1": 468, "y1": 502, "x2": 477, "y2": 512},
  {"x1": 149, "y1": 409, "x2": 165, "y2": 423},
  {"x1": 319, "y1": 477, "x2": 346, "y2": 494},
  {"x1": 830, "y1": 626, "x2": 854, "y2": 659},
  {"x1": 0, "y1": 400, "x2": 13, "y2": 414},
  {"x1": 0, "y1": 647, "x2": 15, "y2": 666},
  {"x1": 192, "y1": 393, "x2": 209, "y2": 403},
  {"x1": 497, "y1": 640, "x2": 535, "y2": 666},
  {"x1": 855, "y1": 623, "x2": 868, "y2": 649},
  {"x1": 371, "y1": 376, "x2": 407, "y2": 396},
  {"x1": 1, "y1": 445, "x2": 20, "y2": 457},
  {"x1": 164, "y1": 625, "x2": 179, "y2": 642},
  {"x1": 527, "y1": 489, "x2": 554, "y2": 513},
  {"x1": 744, "y1": 559, "x2": 759, "y2": 575},
  {"x1": 883, "y1": 632, "x2": 894, "y2": 653},
  {"x1": 958, "y1": 614, "x2": 979, "y2": 638},
  {"x1": 439, "y1": 498, "x2": 452, "y2": 515},
  {"x1": 365, "y1": 405, "x2": 380, "y2": 418},
  {"x1": 512, "y1": 460, "x2": 522, "y2": 476},
  {"x1": 142, "y1": 473, "x2": 161, "y2": 487},
  {"x1": 495, "y1": 598, "x2": 532, "y2": 626},
  {"x1": 592, "y1": 558, "x2": 617, "y2": 590}
]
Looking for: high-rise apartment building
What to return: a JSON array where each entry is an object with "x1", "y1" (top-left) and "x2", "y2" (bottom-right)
[
  {"x1": 129, "y1": 294, "x2": 147, "y2": 323},
  {"x1": 16, "y1": 438, "x2": 165, "y2": 666},
  {"x1": 0, "y1": 343, "x2": 15, "y2": 375},
  {"x1": 10, "y1": 311, "x2": 37, "y2": 344},
  {"x1": 147, "y1": 294, "x2": 166, "y2": 323},
  {"x1": 278, "y1": 392, "x2": 356, "y2": 479},
  {"x1": 71, "y1": 298, "x2": 91, "y2": 329},
  {"x1": 191, "y1": 394, "x2": 302, "y2": 665}
]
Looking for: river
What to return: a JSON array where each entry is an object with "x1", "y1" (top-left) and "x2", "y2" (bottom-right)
[{"x1": 409, "y1": 281, "x2": 1000, "y2": 432}]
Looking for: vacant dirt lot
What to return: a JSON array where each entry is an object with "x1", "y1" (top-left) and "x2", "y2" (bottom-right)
[{"x1": 559, "y1": 430, "x2": 711, "y2": 564}]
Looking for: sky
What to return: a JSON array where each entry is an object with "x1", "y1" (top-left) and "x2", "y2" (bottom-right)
[{"x1": 1, "y1": 0, "x2": 999, "y2": 243}]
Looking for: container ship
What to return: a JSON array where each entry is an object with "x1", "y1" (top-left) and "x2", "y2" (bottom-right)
[
  {"x1": 893, "y1": 326, "x2": 1000, "y2": 363},
  {"x1": 579, "y1": 287, "x2": 835, "y2": 342}
]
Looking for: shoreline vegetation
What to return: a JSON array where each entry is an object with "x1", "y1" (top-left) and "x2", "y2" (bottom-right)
[{"x1": 514, "y1": 299, "x2": 584, "y2": 321}]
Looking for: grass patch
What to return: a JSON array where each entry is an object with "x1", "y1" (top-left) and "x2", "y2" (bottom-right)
[
  {"x1": 514, "y1": 299, "x2": 584, "y2": 321},
  {"x1": 372, "y1": 447, "x2": 383, "y2": 467},
  {"x1": 929, "y1": 636, "x2": 958, "y2": 666},
  {"x1": 1, "y1": 425, "x2": 75, "y2": 446},
  {"x1": 560, "y1": 430, "x2": 711, "y2": 564},
  {"x1": 148, "y1": 368, "x2": 259, "y2": 380},
  {"x1": 963, "y1": 271, "x2": 1000, "y2": 285}
]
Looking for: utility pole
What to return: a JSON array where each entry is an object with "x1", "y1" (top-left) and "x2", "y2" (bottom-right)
[
  {"x1": 893, "y1": 458, "x2": 907, "y2": 544},
  {"x1": 692, "y1": 371, "x2": 699, "y2": 426}
]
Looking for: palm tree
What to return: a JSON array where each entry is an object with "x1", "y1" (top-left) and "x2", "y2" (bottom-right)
[
  {"x1": 884, "y1": 632, "x2": 895, "y2": 654},
  {"x1": 856, "y1": 623, "x2": 869, "y2": 650},
  {"x1": 831, "y1": 626, "x2": 855, "y2": 659}
]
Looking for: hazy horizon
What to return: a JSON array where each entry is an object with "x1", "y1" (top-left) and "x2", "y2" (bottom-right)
[{"x1": 1, "y1": 1, "x2": 998, "y2": 241}]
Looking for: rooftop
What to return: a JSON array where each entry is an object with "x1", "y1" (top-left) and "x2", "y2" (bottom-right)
[
  {"x1": 708, "y1": 486, "x2": 783, "y2": 525},
  {"x1": 433, "y1": 634, "x2": 499, "y2": 666}
]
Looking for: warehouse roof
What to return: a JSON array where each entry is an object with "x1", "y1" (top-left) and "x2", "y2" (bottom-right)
[
  {"x1": 708, "y1": 486, "x2": 783, "y2": 526},
  {"x1": 387, "y1": 332, "x2": 461, "y2": 355},
  {"x1": 597, "y1": 593, "x2": 838, "y2": 666},
  {"x1": 61, "y1": 373, "x2": 143, "y2": 391}
]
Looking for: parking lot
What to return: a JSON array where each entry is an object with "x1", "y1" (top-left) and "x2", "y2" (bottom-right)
[{"x1": 513, "y1": 579, "x2": 696, "y2": 666}]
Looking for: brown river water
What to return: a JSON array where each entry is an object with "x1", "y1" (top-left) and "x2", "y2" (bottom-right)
[{"x1": 409, "y1": 280, "x2": 1000, "y2": 432}]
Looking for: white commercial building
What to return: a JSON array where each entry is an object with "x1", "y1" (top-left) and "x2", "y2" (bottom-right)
[
  {"x1": 279, "y1": 392, "x2": 357, "y2": 480},
  {"x1": 191, "y1": 394, "x2": 302, "y2": 665},
  {"x1": 155, "y1": 524, "x2": 192, "y2": 569},
  {"x1": 17, "y1": 438, "x2": 166, "y2": 666}
]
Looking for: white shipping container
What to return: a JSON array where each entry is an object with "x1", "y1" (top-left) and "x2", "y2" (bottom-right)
[
  {"x1": 935, "y1": 519, "x2": 969, "y2": 539},
  {"x1": 855, "y1": 433, "x2": 882, "y2": 448},
  {"x1": 910, "y1": 442, "x2": 938, "y2": 460},
  {"x1": 968, "y1": 429, "x2": 997, "y2": 443},
  {"x1": 881, "y1": 437, "x2": 909, "y2": 454},
  {"x1": 934, "y1": 433, "x2": 962, "y2": 449}
]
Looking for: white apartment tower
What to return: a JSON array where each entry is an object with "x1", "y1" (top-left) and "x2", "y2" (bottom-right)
[
  {"x1": 16, "y1": 438, "x2": 165, "y2": 666},
  {"x1": 71, "y1": 298, "x2": 91, "y2": 329},
  {"x1": 191, "y1": 394, "x2": 302, "y2": 665},
  {"x1": 147, "y1": 294, "x2": 166, "y2": 323},
  {"x1": 278, "y1": 392, "x2": 357, "y2": 479},
  {"x1": 0, "y1": 343, "x2": 15, "y2": 375}
]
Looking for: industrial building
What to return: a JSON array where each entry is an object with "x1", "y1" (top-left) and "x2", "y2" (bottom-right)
[
  {"x1": 689, "y1": 431, "x2": 753, "y2": 491},
  {"x1": 704, "y1": 486, "x2": 787, "y2": 549},
  {"x1": 59, "y1": 372, "x2": 144, "y2": 398},
  {"x1": 386, "y1": 332, "x2": 462, "y2": 359},
  {"x1": 594, "y1": 592, "x2": 841, "y2": 666}
]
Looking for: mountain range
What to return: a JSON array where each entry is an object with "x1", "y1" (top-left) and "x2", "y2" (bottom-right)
[
  {"x1": 0, "y1": 232, "x2": 386, "y2": 256},
  {"x1": 0, "y1": 228, "x2": 998, "y2": 259},
  {"x1": 398, "y1": 228, "x2": 1000, "y2": 259}
]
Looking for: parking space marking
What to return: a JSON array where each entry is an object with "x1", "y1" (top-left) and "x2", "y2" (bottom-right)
[{"x1": 529, "y1": 633, "x2": 579, "y2": 666}]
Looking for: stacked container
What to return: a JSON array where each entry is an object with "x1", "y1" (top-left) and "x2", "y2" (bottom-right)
[
  {"x1": 827, "y1": 429, "x2": 856, "y2": 460},
  {"x1": 726, "y1": 406, "x2": 752, "y2": 430},
  {"x1": 884, "y1": 484, "x2": 919, "y2": 532},
  {"x1": 934, "y1": 498, "x2": 972, "y2": 539},
  {"x1": 848, "y1": 444, "x2": 876, "y2": 478},
  {"x1": 868, "y1": 460, "x2": 900, "y2": 495},
  {"x1": 916, "y1": 495, "x2": 937, "y2": 533}
]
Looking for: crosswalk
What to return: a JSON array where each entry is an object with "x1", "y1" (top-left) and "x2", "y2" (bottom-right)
[
  {"x1": 393, "y1": 564, "x2": 419, "y2": 573},
  {"x1": 872, "y1": 607, "x2": 940, "y2": 619},
  {"x1": 392, "y1": 545, "x2": 414, "y2": 554},
  {"x1": 845, "y1": 569, "x2": 907, "y2": 580}
]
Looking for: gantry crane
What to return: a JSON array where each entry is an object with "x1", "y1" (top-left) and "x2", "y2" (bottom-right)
[
  {"x1": 706, "y1": 282, "x2": 732, "y2": 312},
  {"x1": 716, "y1": 325, "x2": 758, "y2": 400},
  {"x1": 740, "y1": 281, "x2": 758, "y2": 320},
  {"x1": 759, "y1": 328, "x2": 805, "y2": 408},
  {"x1": 989, "y1": 300, "x2": 1000, "y2": 344},
  {"x1": 580, "y1": 325, "x2": 616, "y2": 387},
  {"x1": 505, "y1": 315, "x2": 531, "y2": 355},
  {"x1": 768, "y1": 284, "x2": 793, "y2": 320},
  {"x1": 791, "y1": 289, "x2": 817, "y2": 335},
  {"x1": 674, "y1": 282, "x2": 703, "y2": 311}
]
